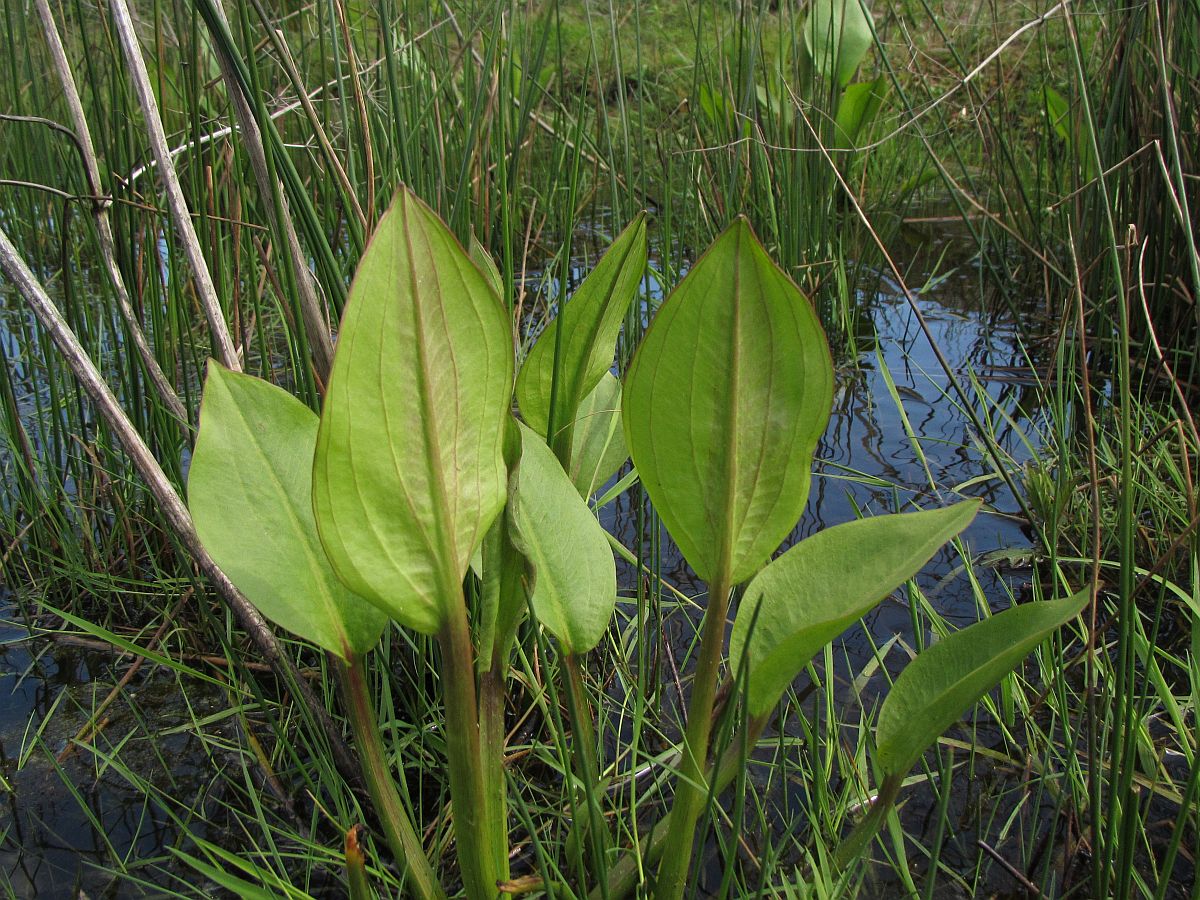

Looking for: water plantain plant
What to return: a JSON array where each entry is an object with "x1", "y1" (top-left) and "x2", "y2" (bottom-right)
[{"x1": 186, "y1": 185, "x2": 1086, "y2": 897}]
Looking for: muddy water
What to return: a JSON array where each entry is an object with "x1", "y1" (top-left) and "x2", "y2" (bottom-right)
[{"x1": 0, "y1": 221, "x2": 1051, "y2": 895}]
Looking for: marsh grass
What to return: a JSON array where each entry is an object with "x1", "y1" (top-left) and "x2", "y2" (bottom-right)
[{"x1": 1, "y1": 0, "x2": 1197, "y2": 896}]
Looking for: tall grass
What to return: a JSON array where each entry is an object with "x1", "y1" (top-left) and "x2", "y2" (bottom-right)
[{"x1": 1, "y1": 0, "x2": 1197, "y2": 896}]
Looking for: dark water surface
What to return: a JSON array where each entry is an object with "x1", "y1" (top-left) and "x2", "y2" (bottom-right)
[
  {"x1": 1, "y1": 220, "x2": 1054, "y2": 895},
  {"x1": 0, "y1": 590, "x2": 234, "y2": 897}
]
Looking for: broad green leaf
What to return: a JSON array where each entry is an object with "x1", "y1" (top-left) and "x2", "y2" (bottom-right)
[
  {"x1": 755, "y1": 82, "x2": 794, "y2": 132},
  {"x1": 477, "y1": 417, "x2": 529, "y2": 672},
  {"x1": 188, "y1": 363, "x2": 385, "y2": 660},
  {"x1": 834, "y1": 77, "x2": 887, "y2": 150},
  {"x1": 899, "y1": 167, "x2": 940, "y2": 197},
  {"x1": 876, "y1": 590, "x2": 1088, "y2": 777},
  {"x1": 1042, "y1": 86, "x2": 1071, "y2": 143},
  {"x1": 509, "y1": 422, "x2": 617, "y2": 655},
  {"x1": 698, "y1": 83, "x2": 732, "y2": 131},
  {"x1": 516, "y1": 215, "x2": 647, "y2": 453},
  {"x1": 731, "y1": 500, "x2": 979, "y2": 716},
  {"x1": 1042, "y1": 86, "x2": 1095, "y2": 181},
  {"x1": 805, "y1": 0, "x2": 875, "y2": 88},
  {"x1": 623, "y1": 218, "x2": 833, "y2": 586},
  {"x1": 312, "y1": 187, "x2": 514, "y2": 635},
  {"x1": 568, "y1": 372, "x2": 629, "y2": 497}
]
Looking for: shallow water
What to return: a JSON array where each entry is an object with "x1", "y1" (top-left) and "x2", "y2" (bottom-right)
[
  {"x1": 0, "y1": 218, "x2": 1056, "y2": 895},
  {"x1": 0, "y1": 592, "x2": 234, "y2": 897}
]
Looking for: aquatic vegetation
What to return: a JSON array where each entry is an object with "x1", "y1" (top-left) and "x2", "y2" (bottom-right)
[
  {"x1": 182, "y1": 186, "x2": 1084, "y2": 896},
  {"x1": 0, "y1": 0, "x2": 1194, "y2": 895}
]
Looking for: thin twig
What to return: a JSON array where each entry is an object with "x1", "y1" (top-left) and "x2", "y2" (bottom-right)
[
  {"x1": 57, "y1": 590, "x2": 191, "y2": 762},
  {"x1": 266, "y1": 23, "x2": 366, "y2": 231},
  {"x1": 332, "y1": 0, "x2": 375, "y2": 226},
  {"x1": 206, "y1": 0, "x2": 334, "y2": 382},
  {"x1": 49, "y1": 634, "x2": 314, "y2": 676},
  {"x1": 121, "y1": 56, "x2": 389, "y2": 187},
  {"x1": 976, "y1": 839, "x2": 1046, "y2": 898}
]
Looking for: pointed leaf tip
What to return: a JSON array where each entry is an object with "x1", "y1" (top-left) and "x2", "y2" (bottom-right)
[
  {"x1": 876, "y1": 589, "x2": 1088, "y2": 777},
  {"x1": 732, "y1": 500, "x2": 980, "y2": 716},
  {"x1": 623, "y1": 218, "x2": 833, "y2": 588},
  {"x1": 516, "y1": 214, "x2": 647, "y2": 449}
]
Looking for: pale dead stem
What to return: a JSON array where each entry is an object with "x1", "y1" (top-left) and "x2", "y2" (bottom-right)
[
  {"x1": 108, "y1": 0, "x2": 241, "y2": 371},
  {"x1": 34, "y1": 0, "x2": 188, "y2": 423}
]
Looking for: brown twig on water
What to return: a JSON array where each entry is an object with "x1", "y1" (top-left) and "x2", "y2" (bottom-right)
[{"x1": 976, "y1": 839, "x2": 1046, "y2": 898}]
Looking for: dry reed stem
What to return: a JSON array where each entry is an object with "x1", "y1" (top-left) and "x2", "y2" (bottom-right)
[
  {"x1": 107, "y1": 0, "x2": 242, "y2": 371},
  {"x1": 34, "y1": 0, "x2": 189, "y2": 423}
]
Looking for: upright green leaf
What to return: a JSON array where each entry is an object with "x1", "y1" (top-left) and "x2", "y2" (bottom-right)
[
  {"x1": 622, "y1": 218, "x2": 833, "y2": 586},
  {"x1": 312, "y1": 187, "x2": 514, "y2": 635},
  {"x1": 876, "y1": 590, "x2": 1089, "y2": 776},
  {"x1": 188, "y1": 363, "x2": 386, "y2": 660},
  {"x1": 1042, "y1": 86, "x2": 1096, "y2": 181},
  {"x1": 805, "y1": 0, "x2": 875, "y2": 88},
  {"x1": 516, "y1": 215, "x2": 647, "y2": 450},
  {"x1": 509, "y1": 422, "x2": 617, "y2": 655},
  {"x1": 834, "y1": 77, "x2": 888, "y2": 150},
  {"x1": 731, "y1": 500, "x2": 979, "y2": 716},
  {"x1": 568, "y1": 372, "x2": 629, "y2": 497},
  {"x1": 1042, "y1": 86, "x2": 1071, "y2": 144}
]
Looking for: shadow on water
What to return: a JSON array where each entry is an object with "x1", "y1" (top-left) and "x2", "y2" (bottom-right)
[{"x1": 1, "y1": 215, "x2": 1064, "y2": 895}]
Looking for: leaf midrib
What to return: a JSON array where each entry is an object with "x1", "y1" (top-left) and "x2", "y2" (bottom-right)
[
  {"x1": 404, "y1": 203, "x2": 460, "y2": 602},
  {"x1": 716, "y1": 225, "x2": 743, "y2": 586}
]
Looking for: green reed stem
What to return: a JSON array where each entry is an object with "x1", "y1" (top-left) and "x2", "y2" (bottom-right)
[
  {"x1": 598, "y1": 711, "x2": 770, "y2": 900},
  {"x1": 338, "y1": 655, "x2": 445, "y2": 900}
]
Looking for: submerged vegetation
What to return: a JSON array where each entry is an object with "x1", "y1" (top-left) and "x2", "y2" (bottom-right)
[{"x1": 0, "y1": 0, "x2": 1196, "y2": 896}]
